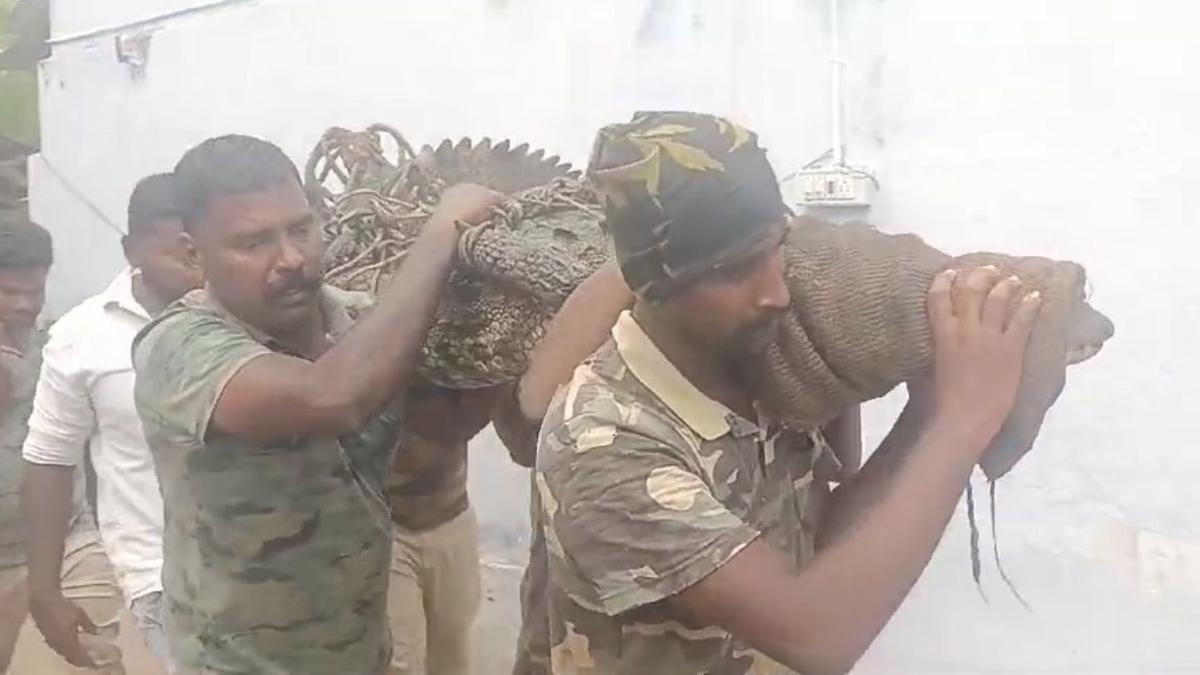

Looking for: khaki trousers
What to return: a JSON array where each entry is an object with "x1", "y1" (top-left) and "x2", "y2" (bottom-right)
[
  {"x1": 388, "y1": 506, "x2": 481, "y2": 675},
  {"x1": 0, "y1": 537, "x2": 124, "y2": 674}
]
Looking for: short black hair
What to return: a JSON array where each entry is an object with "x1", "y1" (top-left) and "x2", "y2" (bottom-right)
[
  {"x1": 172, "y1": 135, "x2": 301, "y2": 231},
  {"x1": 0, "y1": 212, "x2": 52, "y2": 270},
  {"x1": 127, "y1": 173, "x2": 181, "y2": 238}
]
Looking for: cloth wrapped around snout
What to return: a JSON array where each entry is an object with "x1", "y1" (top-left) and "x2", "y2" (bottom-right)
[{"x1": 750, "y1": 216, "x2": 1115, "y2": 481}]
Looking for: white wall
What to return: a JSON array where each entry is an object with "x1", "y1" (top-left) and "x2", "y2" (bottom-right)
[{"x1": 31, "y1": 0, "x2": 1200, "y2": 671}]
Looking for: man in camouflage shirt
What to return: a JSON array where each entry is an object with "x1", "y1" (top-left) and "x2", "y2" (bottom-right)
[
  {"x1": 486, "y1": 261, "x2": 636, "y2": 675},
  {"x1": 536, "y1": 112, "x2": 1046, "y2": 673},
  {"x1": 133, "y1": 135, "x2": 503, "y2": 674}
]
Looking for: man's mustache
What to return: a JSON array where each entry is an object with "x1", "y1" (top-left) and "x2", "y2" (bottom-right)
[
  {"x1": 745, "y1": 311, "x2": 785, "y2": 337},
  {"x1": 266, "y1": 273, "x2": 321, "y2": 300},
  {"x1": 728, "y1": 311, "x2": 785, "y2": 356}
]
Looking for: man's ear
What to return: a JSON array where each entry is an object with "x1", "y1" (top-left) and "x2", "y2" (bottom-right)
[
  {"x1": 179, "y1": 231, "x2": 201, "y2": 268},
  {"x1": 175, "y1": 231, "x2": 205, "y2": 289},
  {"x1": 121, "y1": 235, "x2": 135, "y2": 266}
]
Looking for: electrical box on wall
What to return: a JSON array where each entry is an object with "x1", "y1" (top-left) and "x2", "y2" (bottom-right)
[{"x1": 794, "y1": 168, "x2": 874, "y2": 207}]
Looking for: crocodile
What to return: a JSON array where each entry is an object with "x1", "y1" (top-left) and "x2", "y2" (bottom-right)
[{"x1": 306, "y1": 124, "x2": 1114, "y2": 484}]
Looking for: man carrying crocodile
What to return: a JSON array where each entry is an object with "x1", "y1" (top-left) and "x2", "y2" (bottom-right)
[
  {"x1": 383, "y1": 259, "x2": 637, "y2": 675},
  {"x1": 536, "y1": 111, "x2": 1046, "y2": 674},
  {"x1": 132, "y1": 135, "x2": 505, "y2": 674}
]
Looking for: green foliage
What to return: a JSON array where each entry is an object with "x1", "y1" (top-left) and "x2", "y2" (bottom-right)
[
  {"x1": 0, "y1": 71, "x2": 37, "y2": 146},
  {"x1": 0, "y1": 0, "x2": 39, "y2": 147},
  {"x1": 0, "y1": 0, "x2": 19, "y2": 43}
]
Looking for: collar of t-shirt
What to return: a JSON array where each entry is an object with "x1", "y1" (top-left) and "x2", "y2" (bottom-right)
[{"x1": 610, "y1": 310, "x2": 765, "y2": 441}]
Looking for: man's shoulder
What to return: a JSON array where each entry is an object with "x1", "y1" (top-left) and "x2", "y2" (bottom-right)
[
  {"x1": 131, "y1": 291, "x2": 269, "y2": 433},
  {"x1": 133, "y1": 291, "x2": 244, "y2": 368},
  {"x1": 542, "y1": 342, "x2": 692, "y2": 461},
  {"x1": 559, "y1": 339, "x2": 639, "y2": 401},
  {"x1": 559, "y1": 340, "x2": 677, "y2": 419},
  {"x1": 41, "y1": 292, "x2": 128, "y2": 370},
  {"x1": 143, "y1": 288, "x2": 226, "y2": 330},
  {"x1": 46, "y1": 292, "x2": 107, "y2": 338}
]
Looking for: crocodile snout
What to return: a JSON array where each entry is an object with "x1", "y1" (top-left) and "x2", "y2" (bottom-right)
[{"x1": 1066, "y1": 301, "x2": 1114, "y2": 365}]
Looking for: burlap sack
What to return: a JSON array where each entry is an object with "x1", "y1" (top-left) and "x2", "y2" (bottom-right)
[{"x1": 753, "y1": 216, "x2": 1113, "y2": 480}]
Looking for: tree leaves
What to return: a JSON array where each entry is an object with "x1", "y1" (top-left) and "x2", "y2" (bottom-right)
[
  {"x1": 0, "y1": 0, "x2": 39, "y2": 147},
  {"x1": 0, "y1": 70, "x2": 38, "y2": 146}
]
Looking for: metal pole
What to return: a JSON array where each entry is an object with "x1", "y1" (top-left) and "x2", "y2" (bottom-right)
[{"x1": 830, "y1": 0, "x2": 844, "y2": 167}]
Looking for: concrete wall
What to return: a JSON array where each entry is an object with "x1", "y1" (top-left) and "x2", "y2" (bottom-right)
[{"x1": 31, "y1": 0, "x2": 1199, "y2": 671}]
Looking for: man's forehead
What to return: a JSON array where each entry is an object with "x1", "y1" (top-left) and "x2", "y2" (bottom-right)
[
  {"x1": 0, "y1": 266, "x2": 49, "y2": 286},
  {"x1": 205, "y1": 182, "x2": 310, "y2": 229},
  {"x1": 136, "y1": 215, "x2": 186, "y2": 237},
  {"x1": 710, "y1": 220, "x2": 788, "y2": 268}
]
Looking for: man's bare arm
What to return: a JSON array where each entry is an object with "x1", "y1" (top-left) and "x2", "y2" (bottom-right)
[
  {"x1": 21, "y1": 462, "x2": 71, "y2": 595},
  {"x1": 492, "y1": 262, "x2": 633, "y2": 466},
  {"x1": 675, "y1": 417, "x2": 982, "y2": 674},
  {"x1": 22, "y1": 463, "x2": 98, "y2": 666},
  {"x1": 669, "y1": 268, "x2": 1043, "y2": 674},
  {"x1": 516, "y1": 261, "x2": 633, "y2": 420},
  {"x1": 212, "y1": 185, "x2": 502, "y2": 443},
  {"x1": 817, "y1": 383, "x2": 931, "y2": 549}
]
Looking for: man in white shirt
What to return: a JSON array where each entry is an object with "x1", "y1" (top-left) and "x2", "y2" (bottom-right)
[{"x1": 21, "y1": 173, "x2": 201, "y2": 672}]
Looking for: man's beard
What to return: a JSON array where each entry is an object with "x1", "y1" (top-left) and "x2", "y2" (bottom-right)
[{"x1": 725, "y1": 312, "x2": 783, "y2": 358}]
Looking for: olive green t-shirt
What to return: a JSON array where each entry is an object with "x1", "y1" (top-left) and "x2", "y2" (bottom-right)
[{"x1": 133, "y1": 287, "x2": 401, "y2": 675}]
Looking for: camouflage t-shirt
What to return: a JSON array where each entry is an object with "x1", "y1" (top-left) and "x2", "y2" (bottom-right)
[
  {"x1": 133, "y1": 287, "x2": 402, "y2": 675},
  {"x1": 0, "y1": 329, "x2": 92, "y2": 571},
  {"x1": 537, "y1": 311, "x2": 830, "y2": 675}
]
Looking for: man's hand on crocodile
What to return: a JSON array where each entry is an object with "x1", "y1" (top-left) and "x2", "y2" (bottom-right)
[
  {"x1": 428, "y1": 183, "x2": 505, "y2": 233},
  {"x1": 927, "y1": 266, "x2": 1043, "y2": 442}
]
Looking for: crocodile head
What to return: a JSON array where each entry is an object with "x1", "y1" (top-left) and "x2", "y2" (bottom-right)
[{"x1": 954, "y1": 255, "x2": 1115, "y2": 481}]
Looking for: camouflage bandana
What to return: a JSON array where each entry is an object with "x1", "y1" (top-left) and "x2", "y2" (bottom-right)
[{"x1": 587, "y1": 111, "x2": 790, "y2": 300}]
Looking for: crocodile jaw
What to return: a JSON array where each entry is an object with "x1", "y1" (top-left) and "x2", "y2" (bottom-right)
[{"x1": 1064, "y1": 301, "x2": 1114, "y2": 366}]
